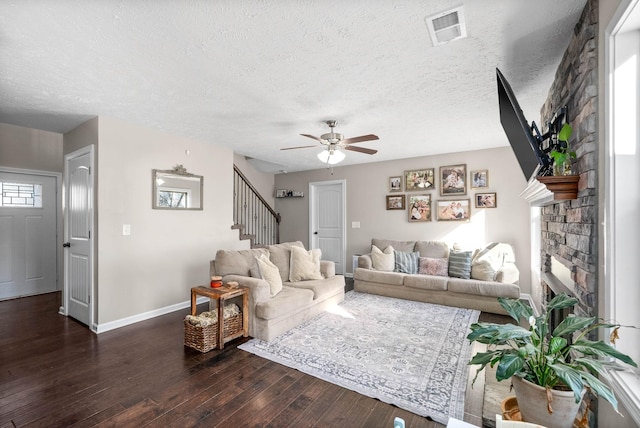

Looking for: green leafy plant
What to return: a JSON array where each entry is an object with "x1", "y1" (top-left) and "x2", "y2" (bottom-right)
[
  {"x1": 549, "y1": 123, "x2": 576, "y2": 167},
  {"x1": 467, "y1": 293, "x2": 637, "y2": 411}
]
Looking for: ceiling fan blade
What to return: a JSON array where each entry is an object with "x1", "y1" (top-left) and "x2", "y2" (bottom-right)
[
  {"x1": 280, "y1": 145, "x2": 319, "y2": 151},
  {"x1": 344, "y1": 145, "x2": 377, "y2": 155},
  {"x1": 300, "y1": 133, "x2": 323, "y2": 142},
  {"x1": 342, "y1": 134, "x2": 379, "y2": 145}
]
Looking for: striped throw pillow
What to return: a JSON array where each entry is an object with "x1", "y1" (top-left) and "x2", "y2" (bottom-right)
[
  {"x1": 448, "y1": 250, "x2": 473, "y2": 279},
  {"x1": 394, "y1": 251, "x2": 419, "y2": 274}
]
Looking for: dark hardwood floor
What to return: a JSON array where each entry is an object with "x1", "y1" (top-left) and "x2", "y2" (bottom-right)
[{"x1": 0, "y1": 292, "x2": 499, "y2": 427}]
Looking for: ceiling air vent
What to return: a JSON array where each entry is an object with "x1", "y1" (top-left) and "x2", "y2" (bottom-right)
[{"x1": 425, "y1": 6, "x2": 467, "y2": 47}]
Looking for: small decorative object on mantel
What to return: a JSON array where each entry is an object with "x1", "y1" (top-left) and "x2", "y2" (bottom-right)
[{"x1": 467, "y1": 293, "x2": 637, "y2": 428}]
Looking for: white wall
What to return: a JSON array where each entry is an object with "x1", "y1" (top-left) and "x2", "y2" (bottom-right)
[
  {"x1": 275, "y1": 146, "x2": 532, "y2": 294},
  {"x1": 94, "y1": 116, "x2": 248, "y2": 325},
  {"x1": 233, "y1": 153, "x2": 276, "y2": 207},
  {"x1": 0, "y1": 122, "x2": 63, "y2": 171}
]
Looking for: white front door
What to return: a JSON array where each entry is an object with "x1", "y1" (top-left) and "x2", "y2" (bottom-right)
[
  {"x1": 309, "y1": 180, "x2": 346, "y2": 274},
  {"x1": 0, "y1": 171, "x2": 58, "y2": 300},
  {"x1": 64, "y1": 147, "x2": 94, "y2": 327}
]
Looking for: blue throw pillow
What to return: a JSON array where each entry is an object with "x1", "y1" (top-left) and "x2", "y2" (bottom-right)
[
  {"x1": 394, "y1": 251, "x2": 419, "y2": 274},
  {"x1": 449, "y1": 250, "x2": 473, "y2": 279}
]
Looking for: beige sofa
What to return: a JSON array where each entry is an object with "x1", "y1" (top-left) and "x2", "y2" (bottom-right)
[
  {"x1": 211, "y1": 241, "x2": 345, "y2": 341},
  {"x1": 354, "y1": 238, "x2": 520, "y2": 315}
]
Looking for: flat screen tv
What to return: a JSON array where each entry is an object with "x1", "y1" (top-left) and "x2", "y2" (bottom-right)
[{"x1": 496, "y1": 68, "x2": 550, "y2": 182}]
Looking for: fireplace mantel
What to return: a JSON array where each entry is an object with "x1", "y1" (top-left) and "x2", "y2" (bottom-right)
[{"x1": 520, "y1": 175, "x2": 580, "y2": 206}]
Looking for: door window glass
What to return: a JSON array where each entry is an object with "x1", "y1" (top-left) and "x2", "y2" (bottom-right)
[{"x1": 0, "y1": 182, "x2": 43, "y2": 208}]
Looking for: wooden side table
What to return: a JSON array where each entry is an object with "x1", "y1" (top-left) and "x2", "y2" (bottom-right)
[{"x1": 190, "y1": 285, "x2": 249, "y2": 349}]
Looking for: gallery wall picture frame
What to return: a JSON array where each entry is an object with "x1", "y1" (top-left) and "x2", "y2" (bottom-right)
[
  {"x1": 475, "y1": 192, "x2": 497, "y2": 208},
  {"x1": 436, "y1": 199, "x2": 470, "y2": 221},
  {"x1": 386, "y1": 195, "x2": 406, "y2": 210},
  {"x1": 389, "y1": 176, "x2": 403, "y2": 192},
  {"x1": 439, "y1": 164, "x2": 467, "y2": 196},
  {"x1": 408, "y1": 194, "x2": 431, "y2": 222},
  {"x1": 404, "y1": 168, "x2": 435, "y2": 192},
  {"x1": 471, "y1": 169, "x2": 489, "y2": 189}
]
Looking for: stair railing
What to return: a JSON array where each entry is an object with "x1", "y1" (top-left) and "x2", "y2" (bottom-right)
[{"x1": 233, "y1": 164, "x2": 280, "y2": 247}]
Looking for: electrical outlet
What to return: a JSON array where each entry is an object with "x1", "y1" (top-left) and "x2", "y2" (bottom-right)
[{"x1": 122, "y1": 224, "x2": 131, "y2": 236}]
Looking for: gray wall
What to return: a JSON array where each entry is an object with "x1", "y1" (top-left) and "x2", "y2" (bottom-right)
[{"x1": 274, "y1": 146, "x2": 533, "y2": 294}]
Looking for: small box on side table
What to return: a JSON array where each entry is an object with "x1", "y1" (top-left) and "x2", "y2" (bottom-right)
[{"x1": 186, "y1": 285, "x2": 248, "y2": 351}]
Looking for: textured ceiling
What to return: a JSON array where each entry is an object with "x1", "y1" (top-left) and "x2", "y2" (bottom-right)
[{"x1": 0, "y1": 0, "x2": 587, "y2": 173}]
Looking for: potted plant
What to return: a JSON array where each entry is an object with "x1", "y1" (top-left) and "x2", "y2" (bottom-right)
[
  {"x1": 549, "y1": 123, "x2": 576, "y2": 176},
  {"x1": 467, "y1": 293, "x2": 637, "y2": 428}
]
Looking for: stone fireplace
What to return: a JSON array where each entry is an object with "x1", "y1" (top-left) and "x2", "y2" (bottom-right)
[
  {"x1": 523, "y1": 0, "x2": 600, "y2": 424},
  {"x1": 534, "y1": 0, "x2": 598, "y2": 321}
]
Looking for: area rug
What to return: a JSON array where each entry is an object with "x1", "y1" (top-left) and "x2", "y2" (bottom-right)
[{"x1": 238, "y1": 291, "x2": 480, "y2": 424}]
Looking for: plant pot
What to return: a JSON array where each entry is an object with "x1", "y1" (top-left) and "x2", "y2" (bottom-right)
[
  {"x1": 553, "y1": 158, "x2": 573, "y2": 176},
  {"x1": 511, "y1": 376, "x2": 585, "y2": 428}
]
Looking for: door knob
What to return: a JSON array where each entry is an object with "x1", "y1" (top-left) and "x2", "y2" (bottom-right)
[
  {"x1": 63, "y1": 242, "x2": 71, "y2": 248},
  {"x1": 314, "y1": 231, "x2": 318, "y2": 235}
]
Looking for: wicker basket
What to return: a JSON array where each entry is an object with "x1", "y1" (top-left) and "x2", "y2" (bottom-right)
[{"x1": 184, "y1": 313, "x2": 243, "y2": 352}]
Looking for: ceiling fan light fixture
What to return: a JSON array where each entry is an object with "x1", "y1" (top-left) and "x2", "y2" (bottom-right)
[
  {"x1": 320, "y1": 132, "x2": 344, "y2": 143},
  {"x1": 317, "y1": 148, "x2": 345, "y2": 165}
]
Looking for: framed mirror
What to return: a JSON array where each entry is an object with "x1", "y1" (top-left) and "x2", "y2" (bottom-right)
[{"x1": 152, "y1": 166, "x2": 203, "y2": 210}]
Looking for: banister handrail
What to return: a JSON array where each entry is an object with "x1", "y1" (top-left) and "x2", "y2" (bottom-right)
[
  {"x1": 233, "y1": 165, "x2": 280, "y2": 222},
  {"x1": 233, "y1": 164, "x2": 280, "y2": 246}
]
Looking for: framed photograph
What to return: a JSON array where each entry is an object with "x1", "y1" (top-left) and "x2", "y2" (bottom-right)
[
  {"x1": 386, "y1": 195, "x2": 405, "y2": 210},
  {"x1": 389, "y1": 176, "x2": 403, "y2": 192},
  {"x1": 471, "y1": 170, "x2": 489, "y2": 189},
  {"x1": 407, "y1": 194, "x2": 431, "y2": 222},
  {"x1": 475, "y1": 192, "x2": 497, "y2": 208},
  {"x1": 439, "y1": 164, "x2": 467, "y2": 196},
  {"x1": 404, "y1": 168, "x2": 435, "y2": 191},
  {"x1": 436, "y1": 199, "x2": 470, "y2": 221}
]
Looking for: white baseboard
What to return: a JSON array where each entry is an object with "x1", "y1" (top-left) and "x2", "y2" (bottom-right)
[
  {"x1": 519, "y1": 293, "x2": 539, "y2": 316},
  {"x1": 94, "y1": 296, "x2": 209, "y2": 334}
]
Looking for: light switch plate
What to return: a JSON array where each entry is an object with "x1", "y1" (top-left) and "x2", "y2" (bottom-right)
[
  {"x1": 352, "y1": 221, "x2": 360, "y2": 228},
  {"x1": 122, "y1": 224, "x2": 131, "y2": 236}
]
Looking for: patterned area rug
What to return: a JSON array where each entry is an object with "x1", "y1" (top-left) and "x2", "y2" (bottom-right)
[{"x1": 239, "y1": 291, "x2": 480, "y2": 424}]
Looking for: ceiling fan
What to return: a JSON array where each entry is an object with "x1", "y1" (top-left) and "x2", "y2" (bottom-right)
[{"x1": 281, "y1": 120, "x2": 379, "y2": 164}]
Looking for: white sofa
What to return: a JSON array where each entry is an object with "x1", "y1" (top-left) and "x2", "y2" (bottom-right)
[
  {"x1": 211, "y1": 241, "x2": 345, "y2": 341},
  {"x1": 354, "y1": 238, "x2": 520, "y2": 315}
]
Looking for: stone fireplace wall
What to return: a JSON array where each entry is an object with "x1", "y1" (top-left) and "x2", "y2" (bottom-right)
[{"x1": 538, "y1": 0, "x2": 599, "y2": 320}]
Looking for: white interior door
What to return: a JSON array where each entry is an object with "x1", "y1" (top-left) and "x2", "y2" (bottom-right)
[
  {"x1": 0, "y1": 171, "x2": 57, "y2": 300},
  {"x1": 309, "y1": 180, "x2": 346, "y2": 274},
  {"x1": 64, "y1": 147, "x2": 94, "y2": 327}
]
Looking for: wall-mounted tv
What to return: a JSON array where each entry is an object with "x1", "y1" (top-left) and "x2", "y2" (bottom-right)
[{"x1": 496, "y1": 68, "x2": 551, "y2": 182}]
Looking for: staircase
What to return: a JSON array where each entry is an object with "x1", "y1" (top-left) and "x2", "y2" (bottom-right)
[{"x1": 233, "y1": 164, "x2": 280, "y2": 248}]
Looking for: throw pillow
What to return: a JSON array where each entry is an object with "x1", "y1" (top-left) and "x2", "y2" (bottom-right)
[
  {"x1": 371, "y1": 245, "x2": 395, "y2": 271},
  {"x1": 254, "y1": 254, "x2": 283, "y2": 297},
  {"x1": 289, "y1": 246, "x2": 323, "y2": 281},
  {"x1": 394, "y1": 251, "x2": 419, "y2": 274},
  {"x1": 449, "y1": 250, "x2": 473, "y2": 279},
  {"x1": 418, "y1": 257, "x2": 449, "y2": 276}
]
